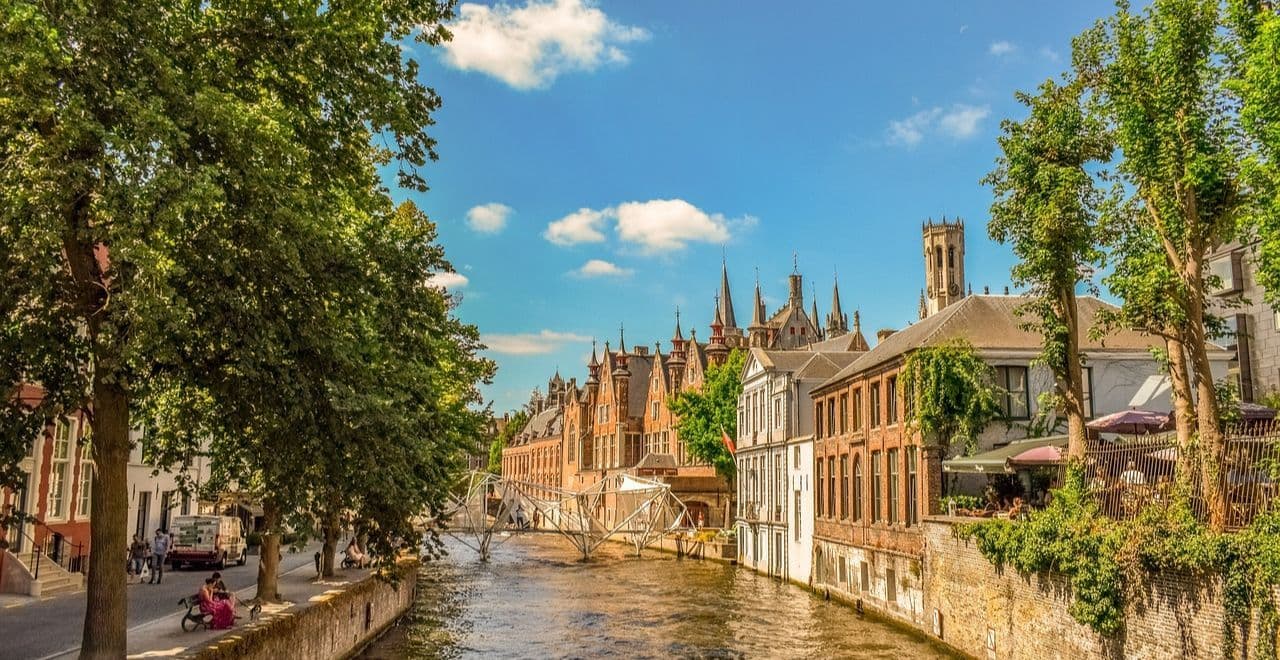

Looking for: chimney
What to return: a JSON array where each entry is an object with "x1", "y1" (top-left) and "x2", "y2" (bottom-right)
[
  {"x1": 983, "y1": 285, "x2": 990, "y2": 295},
  {"x1": 634, "y1": 345, "x2": 649, "y2": 356},
  {"x1": 1004, "y1": 286, "x2": 1010, "y2": 295},
  {"x1": 876, "y1": 328, "x2": 896, "y2": 343}
]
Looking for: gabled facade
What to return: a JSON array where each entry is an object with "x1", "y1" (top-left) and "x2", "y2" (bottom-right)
[
  {"x1": 807, "y1": 219, "x2": 1232, "y2": 626},
  {"x1": 735, "y1": 348, "x2": 861, "y2": 585}
]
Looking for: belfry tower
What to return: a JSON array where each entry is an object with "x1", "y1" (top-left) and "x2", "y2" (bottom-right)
[{"x1": 923, "y1": 217, "x2": 965, "y2": 317}]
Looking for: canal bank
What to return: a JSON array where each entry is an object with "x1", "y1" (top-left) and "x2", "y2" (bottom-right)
[{"x1": 358, "y1": 535, "x2": 958, "y2": 659}]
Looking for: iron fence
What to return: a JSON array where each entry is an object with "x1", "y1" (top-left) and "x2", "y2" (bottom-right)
[{"x1": 1083, "y1": 420, "x2": 1280, "y2": 530}]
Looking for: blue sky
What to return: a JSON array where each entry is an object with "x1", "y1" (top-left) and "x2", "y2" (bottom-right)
[{"x1": 398, "y1": 0, "x2": 1121, "y2": 412}]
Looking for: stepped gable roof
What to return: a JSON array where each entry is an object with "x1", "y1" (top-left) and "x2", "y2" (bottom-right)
[
  {"x1": 817, "y1": 295, "x2": 1214, "y2": 391},
  {"x1": 520, "y1": 405, "x2": 563, "y2": 441}
]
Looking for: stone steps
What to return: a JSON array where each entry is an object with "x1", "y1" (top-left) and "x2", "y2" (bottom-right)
[{"x1": 10, "y1": 552, "x2": 85, "y2": 597}]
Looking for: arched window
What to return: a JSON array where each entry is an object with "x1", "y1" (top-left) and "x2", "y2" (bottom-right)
[
  {"x1": 852, "y1": 455, "x2": 863, "y2": 522},
  {"x1": 948, "y1": 246, "x2": 955, "y2": 268},
  {"x1": 934, "y1": 246, "x2": 943, "y2": 268}
]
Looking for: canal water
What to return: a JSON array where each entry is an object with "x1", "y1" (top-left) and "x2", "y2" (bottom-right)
[{"x1": 359, "y1": 535, "x2": 955, "y2": 659}]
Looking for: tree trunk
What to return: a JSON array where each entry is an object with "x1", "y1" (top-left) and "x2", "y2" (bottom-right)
[
  {"x1": 256, "y1": 501, "x2": 282, "y2": 602},
  {"x1": 1167, "y1": 333, "x2": 1198, "y2": 486},
  {"x1": 78, "y1": 375, "x2": 129, "y2": 660},
  {"x1": 320, "y1": 506, "x2": 339, "y2": 578},
  {"x1": 1060, "y1": 288, "x2": 1088, "y2": 462},
  {"x1": 1183, "y1": 262, "x2": 1227, "y2": 531}
]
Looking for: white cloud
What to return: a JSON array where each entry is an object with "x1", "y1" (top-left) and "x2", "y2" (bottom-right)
[
  {"x1": 441, "y1": 0, "x2": 649, "y2": 90},
  {"x1": 544, "y1": 207, "x2": 609, "y2": 245},
  {"x1": 959, "y1": 24, "x2": 969, "y2": 34},
  {"x1": 426, "y1": 271, "x2": 469, "y2": 289},
  {"x1": 938, "y1": 104, "x2": 990, "y2": 138},
  {"x1": 614, "y1": 199, "x2": 732, "y2": 253},
  {"x1": 544, "y1": 199, "x2": 748, "y2": 252},
  {"x1": 574, "y1": 259, "x2": 632, "y2": 278},
  {"x1": 1040, "y1": 46, "x2": 1061, "y2": 63},
  {"x1": 482, "y1": 329, "x2": 591, "y2": 355},
  {"x1": 989, "y1": 41, "x2": 1016, "y2": 56},
  {"x1": 465, "y1": 202, "x2": 512, "y2": 234},
  {"x1": 886, "y1": 104, "x2": 991, "y2": 147}
]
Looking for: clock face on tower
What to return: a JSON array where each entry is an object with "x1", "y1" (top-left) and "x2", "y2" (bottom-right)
[{"x1": 949, "y1": 283, "x2": 959, "y2": 296}]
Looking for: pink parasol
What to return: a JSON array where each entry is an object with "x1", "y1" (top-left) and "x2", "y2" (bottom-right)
[
  {"x1": 1085, "y1": 408, "x2": 1174, "y2": 435},
  {"x1": 1008, "y1": 445, "x2": 1064, "y2": 466}
]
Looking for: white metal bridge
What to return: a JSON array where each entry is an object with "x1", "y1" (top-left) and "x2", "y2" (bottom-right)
[{"x1": 440, "y1": 471, "x2": 690, "y2": 560}]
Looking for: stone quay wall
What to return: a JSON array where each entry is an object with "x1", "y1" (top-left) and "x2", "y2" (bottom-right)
[
  {"x1": 920, "y1": 517, "x2": 1278, "y2": 659},
  {"x1": 185, "y1": 561, "x2": 417, "y2": 660}
]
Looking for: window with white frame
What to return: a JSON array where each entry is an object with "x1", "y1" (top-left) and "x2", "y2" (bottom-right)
[
  {"x1": 651, "y1": 401, "x2": 659, "y2": 420},
  {"x1": 48, "y1": 419, "x2": 74, "y2": 519},
  {"x1": 77, "y1": 440, "x2": 93, "y2": 519},
  {"x1": 995, "y1": 366, "x2": 1030, "y2": 420}
]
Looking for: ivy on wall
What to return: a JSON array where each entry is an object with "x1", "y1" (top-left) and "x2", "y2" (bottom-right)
[
  {"x1": 957, "y1": 466, "x2": 1280, "y2": 657},
  {"x1": 902, "y1": 339, "x2": 1004, "y2": 454}
]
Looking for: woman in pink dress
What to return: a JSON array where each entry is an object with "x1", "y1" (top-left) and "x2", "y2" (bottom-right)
[{"x1": 198, "y1": 578, "x2": 235, "y2": 629}]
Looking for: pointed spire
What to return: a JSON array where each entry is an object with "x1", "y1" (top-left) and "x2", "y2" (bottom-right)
[
  {"x1": 853, "y1": 310, "x2": 861, "y2": 332},
  {"x1": 618, "y1": 323, "x2": 626, "y2": 354},
  {"x1": 919, "y1": 289, "x2": 928, "y2": 320},
  {"x1": 719, "y1": 259, "x2": 737, "y2": 329},
  {"x1": 830, "y1": 275, "x2": 844, "y2": 322},
  {"x1": 672, "y1": 306, "x2": 684, "y2": 341},
  {"x1": 825, "y1": 273, "x2": 848, "y2": 337},
  {"x1": 712, "y1": 292, "x2": 724, "y2": 329},
  {"x1": 750, "y1": 279, "x2": 765, "y2": 328},
  {"x1": 589, "y1": 340, "x2": 599, "y2": 366},
  {"x1": 809, "y1": 282, "x2": 820, "y2": 326}
]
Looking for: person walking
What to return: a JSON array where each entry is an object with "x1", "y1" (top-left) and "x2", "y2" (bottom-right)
[
  {"x1": 150, "y1": 528, "x2": 170, "y2": 584},
  {"x1": 129, "y1": 534, "x2": 147, "y2": 578}
]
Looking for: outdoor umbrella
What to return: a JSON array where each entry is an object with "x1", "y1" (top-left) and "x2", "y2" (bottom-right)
[
  {"x1": 1239, "y1": 402, "x2": 1277, "y2": 421},
  {"x1": 1008, "y1": 444, "x2": 1064, "y2": 466},
  {"x1": 1085, "y1": 408, "x2": 1174, "y2": 435}
]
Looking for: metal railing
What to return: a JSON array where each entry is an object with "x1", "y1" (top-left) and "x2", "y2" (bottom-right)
[
  {"x1": 5, "y1": 514, "x2": 88, "y2": 576},
  {"x1": 1083, "y1": 421, "x2": 1280, "y2": 530}
]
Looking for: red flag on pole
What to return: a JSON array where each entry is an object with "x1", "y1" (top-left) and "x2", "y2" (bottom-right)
[{"x1": 721, "y1": 428, "x2": 736, "y2": 455}]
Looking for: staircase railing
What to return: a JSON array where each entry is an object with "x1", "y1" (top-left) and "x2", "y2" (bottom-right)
[{"x1": 6, "y1": 513, "x2": 88, "y2": 576}]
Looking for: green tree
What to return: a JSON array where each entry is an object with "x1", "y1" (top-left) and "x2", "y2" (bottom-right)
[
  {"x1": 902, "y1": 340, "x2": 1003, "y2": 454},
  {"x1": 984, "y1": 78, "x2": 1109, "y2": 461},
  {"x1": 1228, "y1": 0, "x2": 1280, "y2": 309},
  {"x1": 489, "y1": 410, "x2": 529, "y2": 475},
  {"x1": 1075, "y1": 0, "x2": 1245, "y2": 529},
  {"x1": 668, "y1": 349, "x2": 746, "y2": 482},
  {"x1": 0, "y1": 1, "x2": 456, "y2": 654}
]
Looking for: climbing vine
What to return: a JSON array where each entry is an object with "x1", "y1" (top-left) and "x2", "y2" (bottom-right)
[
  {"x1": 957, "y1": 465, "x2": 1280, "y2": 657},
  {"x1": 902, "y1": 339, "x2": 1004, "y2": 454}
]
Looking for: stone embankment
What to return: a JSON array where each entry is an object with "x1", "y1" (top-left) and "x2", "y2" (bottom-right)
[{"x1": 182, "y1": 561, "x2": 416, "y2": 660}]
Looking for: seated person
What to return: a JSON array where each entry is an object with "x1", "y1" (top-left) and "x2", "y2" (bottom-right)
[
  {"x1": 344, "y1": 539, "x2": 369, "y2": 568},
  {"x1": 1008, "y1": 497, "x2": 1028, "y2": 519},
  {"x1": 197, "y1": 578, "x2": 236, "y2": 629},
  {"x1": 210, "y1": 571, "x2": 234, "y2": 605}
]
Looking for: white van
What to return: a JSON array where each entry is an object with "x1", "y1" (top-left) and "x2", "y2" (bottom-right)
[{"x1": 169, "y1": 515, "x2": 248, "y2": 569}]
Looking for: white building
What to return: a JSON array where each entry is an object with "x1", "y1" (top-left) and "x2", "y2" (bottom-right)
[
  {"x1": 126, "y1": 430, "x2": 214, "y2": 540},
  {"x1": 735, "y1": 342, "x2": 863, "y2": 585}
]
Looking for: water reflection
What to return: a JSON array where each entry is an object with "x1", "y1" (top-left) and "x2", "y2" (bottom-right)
[{"x1": 361, "y1": 535, "x2": 955, "y2": 659}]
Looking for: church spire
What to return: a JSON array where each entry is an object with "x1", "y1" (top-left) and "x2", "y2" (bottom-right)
[
  {"x1": 809, "y1": 282, "x2": 821, "y2": 339},
  {"x1": 672, "y1": 306, "x2": 684, "y2": 341},
  {"x1": 718, "y1": 258, "x2": 737, "y2": 330},
  {"x1": 826, "y1": 274, "x2": 849, "y2": 338},
  {"x1": 748, "y1": 276, "x2": 767, "y2": 347},
  {"x1": 918, "y1": 288, "x2": 928, "y2": 320}
]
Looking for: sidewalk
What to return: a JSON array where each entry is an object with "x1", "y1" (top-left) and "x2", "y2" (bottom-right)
[{"x1": 43, "y1": 561, "x2": 373, "y2": 659}]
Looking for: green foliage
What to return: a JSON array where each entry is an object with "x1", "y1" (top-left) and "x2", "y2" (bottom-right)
[
  {"x1": 489, "y1": 410, "x2": 529, "y2": 475},
  {"x1": 959, "y1": 468, "x2": 1127, "y2": 635},
  {"x1": 1228, "y1": 0, "x2": 1280, "y2": 311},
  {"x1": 960, "y1": 467, "x2": 1280, "y2": 656},
  {"x1": 902, "y1": 339, "x2": 1003, "y2": 453},
  {"x1": 668, "y1": 349, "x2": 746, "y2": 481},
  {"x1": 984, "y1": 77, "x2": 1106, "y2": 458},
  {"x1": 1216, "y1": 378, "x2": 1243, "y2": 426},
  {"x1": 941, "y1": 494, "x2": 985, "y2": 512}
]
